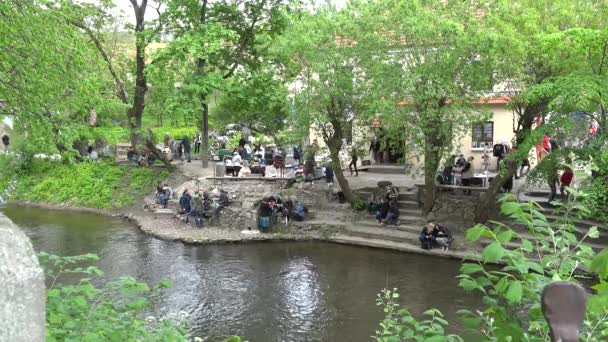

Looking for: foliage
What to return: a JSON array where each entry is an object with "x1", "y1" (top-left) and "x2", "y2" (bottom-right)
[
  {"x1": 374, "y1": 288, "x2": 462, "y2": 342},
  {"x1": 212, "y1": 70, "x2": 289, "y2": 138},
  {"x1": 10, "y1": 161, "x2": 167, "y2": 209},
  {"x1": 351, "y1": 198, "x2": 366, "y2": 211},
  {"x1": 375, "y1": 194, "x2": 608, "y2": 341},
  {"x1": 39, "y1": 252, "x2": 187, "y2": 341}
]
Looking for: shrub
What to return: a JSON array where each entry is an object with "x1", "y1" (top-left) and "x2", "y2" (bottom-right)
[
  {"x1": 39, "y1": 252, "x2": 188, "y2": 341},
  {"x1": 374, "y1": 193, "x2": 608, "y2": 341}
]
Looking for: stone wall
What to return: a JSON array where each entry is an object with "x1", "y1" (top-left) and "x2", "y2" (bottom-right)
[
  {"x1": 423, "y1": 192, "x2": 499, "y2": 234},
  {"x1": 0, "y1": 213, "x2": 45, "y2": 342}
]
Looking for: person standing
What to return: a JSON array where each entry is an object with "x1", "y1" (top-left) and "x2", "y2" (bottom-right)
[
  {"x1": 164, "y1": 133, "x2": 171, "y2": 148},
  {"x1": 193, "y1": 133, "x2": 202, "y2": 154},
  {"x1": 179, "y1": 190, "x2": 192, "y2": 224},
  {"x1": 182, "y1": 135, "x2": 191, "y2": 163},
  {"x1": 349, "y1": 146, "x2": 359, "y2": 176},
  {"x1": 293, "y1": 145, "x2": 301, "y2": 165},
  {"x1": 461, "y1": 156, "x2": 474, "y2": 195},
  {"x1": 369, "y1": 136, "x2": 380, "y2": 164},
  {"x1": 231, "y1": 151, "x2": 242, "y2": 177},
  {"x1": 560, "y1": 167, "x2": 574, "y2": 199},
  {"x1": 191, "y1": 192, "x2": 205, "y2": 228}
]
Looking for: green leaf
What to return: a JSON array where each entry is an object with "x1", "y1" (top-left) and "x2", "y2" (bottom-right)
[
  {"x1": 505, "y1": 281, "x2": 523, "y2": 304},
  {"x1": 466, "y1": 225, "x2": 486, "y2": 242},
  {"x1": 588, "y1": 226, "x2": 600, "y2": 239},
  {"x1": 482, "y1": 243, "x2": 505, "y2": 263},
  {"x1": 497, "y1": 230, "x2": 513, "y2": 244},
  {"x1": 460, "y1": 263, "x2": 484, "y2": 275},
  {"x1": 424, "y1": 336, "x2": 447, "y2": 342},
  {"x1": 458, "y1": 278, "x2": 478, "y2": 291},
  {"x1": 521, "y1": 239, "x2": 534, "y2": 252},
  {"x1": 500, "y1": 201, "x2": 520, "y2": 216},
  {"x1": 590, "y1": 249, "x2": 608, "y2": 279},
  {"x1": 495, "y1": 276, "x2": 509, "y2": 293}
]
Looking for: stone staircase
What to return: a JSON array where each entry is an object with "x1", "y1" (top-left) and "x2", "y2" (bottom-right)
[
  {"x1": 475, "y1": 190, "x2": 608, "y2": 253},
  {"x1": 329, "y1": 187, "x2": 434, "y2": 253}
]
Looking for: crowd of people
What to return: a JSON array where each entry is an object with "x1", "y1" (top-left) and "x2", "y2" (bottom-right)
[
  {"x1": 155, "y1": 182, "x2": 230, "y2": 228},
  {"x1": 257, "y1": 195, "x2": 307, "y2": 232}
]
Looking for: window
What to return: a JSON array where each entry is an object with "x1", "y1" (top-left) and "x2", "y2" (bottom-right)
[{"x1": 472, "y1": 121, "x2": 493, "y2": 148}]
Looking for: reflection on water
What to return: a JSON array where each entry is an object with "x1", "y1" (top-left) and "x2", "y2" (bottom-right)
[{"x1": 2, "y1": 205, "x2": 480, "y2": 342}]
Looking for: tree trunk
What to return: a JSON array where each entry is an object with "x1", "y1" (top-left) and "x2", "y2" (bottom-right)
[
  {"x1": 197, "y1": 0, "x2": 210, "y2": 168},
  {"x1": 200, "y1": 96, "x2": 209, "y2": 168},
  {"x1": 145, "y1": 130, "x2": 172, "y2": 169},
  {"x1": 422, "y1": 140, "x2": 440, "y2": 216},
  {"x1": 127, "y1": 0, "x2": 148, "y2": 148},
  {"x1": 329, "y1": 148, "x2": 355, "y2": 202}
]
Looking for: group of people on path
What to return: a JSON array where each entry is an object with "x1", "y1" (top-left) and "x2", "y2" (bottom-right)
[{"x1": 165, "y1": 134, "x2": 200, "y2": 163}]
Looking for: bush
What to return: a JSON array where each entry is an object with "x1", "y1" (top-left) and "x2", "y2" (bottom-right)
[
  {"x1": 374, "y1": 193, "x2": 608, "y2": 341},
  {"x1": 583, "y1": 176, "x2": 608, "y2": 223},
  {"x1": 10, "y1": 161, "x2": 167, "y2": 209},
  {"x1": 39, "y1": 252, "x2": 188, "y2": 341}
]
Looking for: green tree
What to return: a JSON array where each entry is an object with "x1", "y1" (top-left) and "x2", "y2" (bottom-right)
[
  {"x1": 474, "y1": 0, "x2": 608, "y2": 222},
  {"x1": 274, "y1": 8, "x2": 372, "y2": 202},
  {"x1": 361, "y1": 0, "x2": 494, "y2": 214},
  {"x1": 149, "y1": 0, "x2": 293, "y2": 167},
  {"x1": 212, "y1": 70, "x2": 289, "y2": 140}
]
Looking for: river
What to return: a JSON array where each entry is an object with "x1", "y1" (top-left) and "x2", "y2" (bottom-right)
[{"x1": 2, "y1": 205, "x2": 479, "y2": 342}]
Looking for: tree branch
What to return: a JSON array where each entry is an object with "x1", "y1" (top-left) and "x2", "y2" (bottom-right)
[{"x1": 223, "y1": 0, "x2": 267, "y2": 79}]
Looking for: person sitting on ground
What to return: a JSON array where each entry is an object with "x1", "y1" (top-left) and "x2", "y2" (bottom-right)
[
  {"x1": 155, "y1": 182, "x2": 168, "y2": 208},
  {"x1": 384, "y1": 185, "x2": 399, "y2": 201},
  {"x1": 375, "y1": 198, "x2": 389, "y2": 224},
  {"x1": 214, "y1": 190, "x2": 229, "y2": 217},
  {"x1": 191, "y1": 192, "x2": 205, "y2": 228},
  {"x1": 258, "y1": 197, "x2": 272, "y2": 232},
  {"x1": 419, "y1": 223, "x2": 434, "y2": 250},
  {"x1": 162, "y1": 184, "x2": 174, "y2": 200},
  {"x1": 283, "y1": 197, "x2": 294, "y2": 225},
  {"x1": 127, "y1": 147, "x2": 139, "y2": 163},
  {"x1": 461, "y1": 156, "x2": 474, "y2": 195},
  {"x1": 179, "y1": 190, "x2": 192, "y2": 224},
  {"x1": 293, "y1": 201, "x2": 306, "y2": 221},
  {"x1": 383, "y1": 199, "x2": 400, "y2": 226},
  {"x1": 432, "y1": 224, "x2": 452, "y2": 250},
  {"x1": 367, "y1": 192, "x2": 378, "y2": 215},
  {"x1": 560, "y1": 167, "x2": 574, "y2": 199},
  {"x1": 231, "y1": 151, "x2": 242, "y2": 177}
]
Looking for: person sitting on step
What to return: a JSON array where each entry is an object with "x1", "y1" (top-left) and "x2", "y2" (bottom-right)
[
  {"x1": 383, "y1": 199, "x2": 400, "y2": 226},
  {"x1": 419, "y1": 223, "x2": 434, "y2": 250},
  {"x1": 375, "y1": 198, "x2": 389, "y2": 224},
  {"x1": 432, "y1": 223, "x2": 453, "y2": 250}
]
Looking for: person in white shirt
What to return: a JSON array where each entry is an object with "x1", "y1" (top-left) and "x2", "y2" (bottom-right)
[{"x1": 231, "y1": 151, "x2": 242, "y2": 177}]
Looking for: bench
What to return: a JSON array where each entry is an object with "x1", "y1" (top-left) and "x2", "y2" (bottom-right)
[{"x1": 415, "y1": 183, "x2": 489, "y2": 205}]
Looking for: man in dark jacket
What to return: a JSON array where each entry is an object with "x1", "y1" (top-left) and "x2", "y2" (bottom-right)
[
  {"x1": 182, "y1": 136, "x2": 191, "y2": 163},
  {"x1": 179, "y1": 190, "x2": 192, "y2": 223}
]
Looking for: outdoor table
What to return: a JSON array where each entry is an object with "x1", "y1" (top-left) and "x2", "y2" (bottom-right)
[{"x1": 474, "y1": 173, "x2": 488, "y2": 187}]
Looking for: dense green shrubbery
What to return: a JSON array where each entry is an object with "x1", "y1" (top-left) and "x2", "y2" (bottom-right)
[
  {"x1": 72, "y1": 126, "x2": 199, "y2": 146},
  {"x1": 40, "y1": 252, "x2": 188, "y2": 341},
  {"x1": 374, "y1": 193, "x2": 608, "y2": 341},
  {"x1": 583, "y1": 176, "x2": 608, "y2": 223},
  {"x1": 11, "y1": 160, "x2": 167, "y2": 209}
]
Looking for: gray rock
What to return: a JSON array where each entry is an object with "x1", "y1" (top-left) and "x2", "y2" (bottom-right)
[{"x1": 0, "y1": 213, "x2": 45, "y2": 341}]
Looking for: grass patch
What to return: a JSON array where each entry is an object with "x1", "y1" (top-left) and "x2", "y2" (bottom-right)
[{"x1": 10, "y1": 160, "x2": 168, "y2": 209}]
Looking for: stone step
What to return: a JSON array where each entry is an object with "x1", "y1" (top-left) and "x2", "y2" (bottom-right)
[
  {"x1": 328, "y1": 235, "x2": 472, "y2": 260},
  {"x1": 154, "y1": 208, "x2": 175, "y2": 219},
  {"x1": 345, "y1": 225, "x2": 419, "y2": 244},
  {"x1": 358, "y1": 215, "x2": 424, "y2": 227}
]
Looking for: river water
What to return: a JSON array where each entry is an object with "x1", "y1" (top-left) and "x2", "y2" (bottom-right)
[{"x1": 2, "y1": 205, "x2": 479, "y2": 342}]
